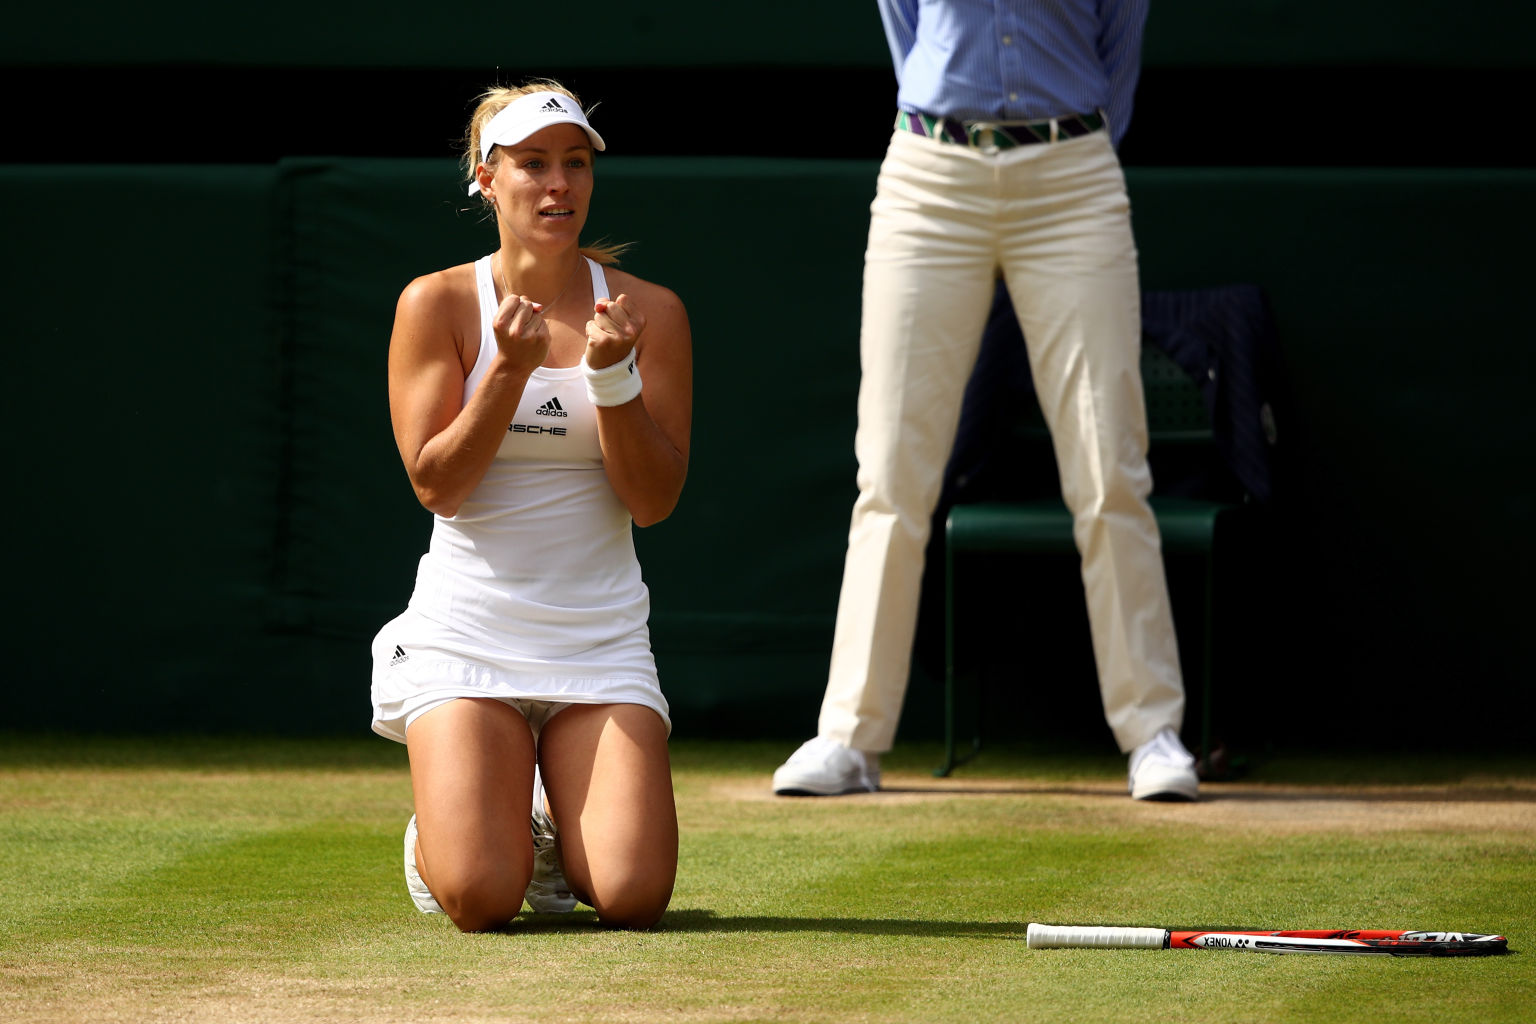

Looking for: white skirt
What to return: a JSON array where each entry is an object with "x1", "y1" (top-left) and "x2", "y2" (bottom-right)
[{"x1": 369, "y1": 607, "x2": 669, "y2": 743}]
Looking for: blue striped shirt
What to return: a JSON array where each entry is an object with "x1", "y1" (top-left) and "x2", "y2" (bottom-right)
[{"x1": 877, "y1": 0, "x2": 1148, "y2": 146}]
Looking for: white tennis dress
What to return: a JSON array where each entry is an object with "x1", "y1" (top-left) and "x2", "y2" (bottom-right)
[{"x1": 370, "y1": 255, "x2": 668, "y2": 742}]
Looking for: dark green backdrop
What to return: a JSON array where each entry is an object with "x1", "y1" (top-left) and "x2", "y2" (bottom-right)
[{"x1": 5, "y1": 1, "x2": 1532, "y2": 749}]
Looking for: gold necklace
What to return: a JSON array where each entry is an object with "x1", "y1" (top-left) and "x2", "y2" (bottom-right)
[{"x1": 498, "y1": 253, "x2": 582, "y2": 313}]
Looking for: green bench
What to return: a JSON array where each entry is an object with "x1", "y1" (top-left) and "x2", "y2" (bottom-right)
[{"x1": 937, "y1": 341, "x2": 1247, "y2": 777}]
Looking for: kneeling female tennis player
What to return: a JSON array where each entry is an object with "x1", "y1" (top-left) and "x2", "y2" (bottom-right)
[{"x1": 369, "y1": 80, "x2": 690, "y2": 932}]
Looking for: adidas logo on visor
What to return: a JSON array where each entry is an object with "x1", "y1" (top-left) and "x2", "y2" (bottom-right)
[{"x1": 540, "y1": 98, "x2": 566, "y2": 114}]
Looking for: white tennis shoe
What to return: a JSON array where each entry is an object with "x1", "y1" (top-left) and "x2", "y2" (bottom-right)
[
  {"x1": 772, "y1": 736, "x2": 881, "y2": 795},
  {"x1": 402, "y1": 814, "x2": 445, "y2": 914},
  {"x1": 526, "y1": 766, "x2": 577, "y2": 913},
  {"x1": 1128, "y1": 727, "x2": 1200, "y2": 801}
]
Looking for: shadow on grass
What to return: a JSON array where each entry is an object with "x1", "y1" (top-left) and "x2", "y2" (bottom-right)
[
  {"x1": 659, "y1": 910, "x2": 1026, "y2": 937},
  {"x1": 511, "y1": 909, "x2": 1026, "y2": 937}
]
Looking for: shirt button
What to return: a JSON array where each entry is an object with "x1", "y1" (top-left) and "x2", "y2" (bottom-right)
[
  {"x1": 1002, "y1": 35, "x2": 1012, "y2": 44},
  {"x1": 1009, "y1": 92, "x2": 1019, "y2": 101}
]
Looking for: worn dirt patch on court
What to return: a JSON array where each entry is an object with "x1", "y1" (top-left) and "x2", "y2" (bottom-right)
[{"x1": 719, "y1": 775, "x2": 1536, "y2": 834}]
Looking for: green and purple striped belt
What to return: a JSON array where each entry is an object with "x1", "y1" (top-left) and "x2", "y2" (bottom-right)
[{"x1": 895, "y1": 109, "x2": 1106, "y2": 151}]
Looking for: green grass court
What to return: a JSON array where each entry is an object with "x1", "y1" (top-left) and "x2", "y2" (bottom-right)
[{"x1": 3, "y1": 735, "x2": 1532, "y2": 1023}]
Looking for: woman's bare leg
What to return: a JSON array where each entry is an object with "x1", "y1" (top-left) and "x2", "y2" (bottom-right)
[
  {"x1": 538, "y1": 703, "x2": 677, "y2": 929},
  {"x1": 405, "y1": 697, "x2": 536, "y2": 932}
]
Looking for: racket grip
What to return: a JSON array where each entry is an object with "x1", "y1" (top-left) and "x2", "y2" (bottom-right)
[{"x1": 1026, "y1": 924, "x2": 1169, "y2": 949}]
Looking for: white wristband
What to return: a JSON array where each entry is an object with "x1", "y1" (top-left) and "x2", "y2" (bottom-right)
[{"x1": 583, "y1": 351, "x2": 643, "y2": 407}]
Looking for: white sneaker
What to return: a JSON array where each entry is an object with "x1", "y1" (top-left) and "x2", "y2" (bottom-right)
[
  {"x1": 1128, "y1": 727, "x2": 1200, "y2": 801},
  {"x1": 772, "y1": 736, "x2": 881, "y2": 796},
  {"x1": 402, "y1": 814, "x2": 445, "y2": 914},
  {"x1": 526, "y1": 766, "x2": 577, "y2": 913}
]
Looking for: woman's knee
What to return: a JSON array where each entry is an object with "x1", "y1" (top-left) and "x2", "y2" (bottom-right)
[
  {"x1": 591, "y1": 881, "x2": 674, "y2": 930},
  {"x1": 432, "y1": 866, "x2": 530, "y2": 933},
  {"x1": 586, "y1": 861, "x2": 676, "y2": 930}
]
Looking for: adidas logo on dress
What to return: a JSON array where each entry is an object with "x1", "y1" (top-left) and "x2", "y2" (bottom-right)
[
  {"x1": 390, "y1": 645, "x2": 410, "y2": 666},
  {"x1": 535, "y1": 397, "x2": 568, "y2": 418}
]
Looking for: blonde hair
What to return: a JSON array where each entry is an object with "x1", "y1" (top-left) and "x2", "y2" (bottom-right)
[{"x1": 463, "y1": 79, "x2": 629, "y2": 266}]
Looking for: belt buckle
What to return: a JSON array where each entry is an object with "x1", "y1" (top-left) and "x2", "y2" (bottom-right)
[{"x1": 967, "y1": 121, "x2": 1000, "y2": 155}]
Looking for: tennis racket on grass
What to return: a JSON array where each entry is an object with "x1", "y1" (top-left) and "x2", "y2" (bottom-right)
[{"x1": 1026, "y1": 924, "x2": 1509, "y2": 957}]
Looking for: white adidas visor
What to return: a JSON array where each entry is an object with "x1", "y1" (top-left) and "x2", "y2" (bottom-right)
[{"x1": 468, "y1": 92, "x2": 607, "y2": 196}]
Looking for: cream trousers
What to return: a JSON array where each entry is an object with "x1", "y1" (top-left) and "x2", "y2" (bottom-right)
[{"x1": 818, "y1": 127, "x2": 1185, "y2": 755}]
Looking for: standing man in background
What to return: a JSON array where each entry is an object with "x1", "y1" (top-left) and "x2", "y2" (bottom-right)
[{"x1": 772, "y1": 0, "x2": 1200, "y2": 801}]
